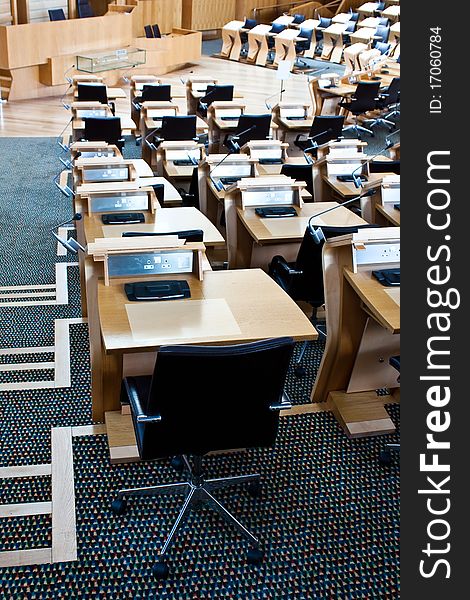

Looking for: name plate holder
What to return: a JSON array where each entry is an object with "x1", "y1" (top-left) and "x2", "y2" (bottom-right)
[
  {"x1": 326, "y1": 153, "x2": 369, "y2": 177},
  {"x1": 74, "y1": 158, "x2": 138, "y2": 185},
  {"x1": 380, "y1": 175, "x2": 400, "y2": 206},
  {"x1": 162, "y1": 141, "x2": 204, "y2": 164},
  {"x1": 70, "y1": 142, "x2": 122, "y2": 162},
  {"x1": 321, "y1": 139, "x2": 367, "y2": 160},
  {"x1": 276, "y1": 102, "x2": 310, "y2": 121},
  {"x1": 237, "y1": 176, "x2": 305, "y2": 209},
  {"x1": 203, "y1": 154, "x2": 257, "y2": 183},
  {"x1": 209, "y1": 101, "x2": 246, "y2": 122},
  {"x1": 242, "y1": 140, "x2": 288, "y2": 162},
  {"x1": 82, "y1": 189, "x2": 155, "y2": 214},
  {"x1": 87, "y1": 238, "x2": 205, "y2": 285},
  {"x1": 187, "y1": 77, "x2": 218, "y2": 95},
  {"x1": 142, "y1": 101, "x2": 179, "y2": 123},
  {"x1": 71, "y1": 102, "x2": 112, "y2": 120},
  {"x1": 351, "y1": 227, "x2": 400, "y2": 273}
]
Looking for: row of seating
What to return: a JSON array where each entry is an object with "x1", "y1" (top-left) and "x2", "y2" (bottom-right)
[{"x1": 48, "y1": 0, "x2": 93, "y2": 20}]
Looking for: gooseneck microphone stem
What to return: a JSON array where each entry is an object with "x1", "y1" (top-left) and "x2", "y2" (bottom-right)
[{"x1": 308, "y1": 189, "x2": 376, "y2": 232}]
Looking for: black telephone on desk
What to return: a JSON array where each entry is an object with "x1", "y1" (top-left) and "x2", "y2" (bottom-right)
[
  {"x1": 372, "y1": 268, "x2": 400, "y2": 287},
  {"x1": 101, "y1": 213, "x2": 145, "y2": 225},
  {"x1": 125, "y1": 280, "x2": 191, "y2": 301},
  {"x1": 336, "y1": 174, "x2": 367, "y2": 183},
  {"x1": 255, "y1": 206, "x2": 297, "y2": 218}
]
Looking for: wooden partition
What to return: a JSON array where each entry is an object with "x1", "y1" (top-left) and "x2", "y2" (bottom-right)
[
  {"x1": 182, "y1": 0, "x2": 236, "y2": 31},
  {"x1": 0, "y1": 0, "x2": 13, "y2": 25}
]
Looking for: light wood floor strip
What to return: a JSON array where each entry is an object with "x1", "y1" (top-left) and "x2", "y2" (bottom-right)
[
  {"x1": 51, "y1": 427, "x2": 77, "y2": 563},
  {"x1": 0, "y1": 548, "x2": 52, "y2": 568},
  {"x1": 0, "y1": 380, "x2": 57, "y2": 391},
  {"x1": 54, "y1": 317, "x2": 86, "y2": 387},
  {"x1": 0, "y1": 285, "x2": 55, "y2": 291},
  {"x1": 0, "y1": 361, "x2": 55, "y2": 372},
  {"x1": 71, "y1": 424, "x2": 107, "y2": 437},
  {"x1": 0, "y1": 501, "x2": 52, "y2": 518},
  {"x1": 0, "y1": 291, "x2": 56, "y2": 299},
  {"x1": 0, "y1": 464, "x2": 52, "y2": 479}
]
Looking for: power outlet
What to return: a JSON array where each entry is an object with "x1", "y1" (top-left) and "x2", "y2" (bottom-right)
[{"x1": 354, "y1": 243, "x2": 400, "y2": 268}]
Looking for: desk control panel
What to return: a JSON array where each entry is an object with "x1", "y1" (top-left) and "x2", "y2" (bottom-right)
[
  {"x1": 82, "y1": 167, "x2": 130, "y2": 183},
  {"x1": 353, "y1": 242, "x2": 400, "y2": 270},
  {"x1": 108, "y1": 250, "x2": 194, "y2": 278},
  {"x1": 90, "y1": 191, "x2": 149, "y2": 213},
  {"x1": 243, "y1": 188, "x2": 294, "y2": 207}
]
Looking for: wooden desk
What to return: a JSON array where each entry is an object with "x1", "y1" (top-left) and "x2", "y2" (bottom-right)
[
  {"x1": 247, "y1": 24, "x2": 272, "y2": 66},
  {"x1": 235, "y1": 202, "x2": 366, "y2": 270},
  {"x1": 321, "y1": 23, "x2": 348, "y2": 63},
  {"x1": 273, "y1": 29, "x2": 307, "y2": 68},
  {"x1": 207, "y1": 101, "x2": 247, "y2": 153},
  {"x1": 221, "y1": 20, "x2": 245, "y2": 60},
  {"x1": 72, "y1": 114, "x2": 136, "y2": 140},
  {"x1": 311, "y1": 229, "x2": 400, "y2": 437},
  {"x1": 96, "y1": 268, "x2": 318, "y2": 420},
  {"x1": 73, "y1": 87, "x2": 127, "y2": 100},
  {"x1": 375, "y1": 204, "x2": 400, "y2": 226}
]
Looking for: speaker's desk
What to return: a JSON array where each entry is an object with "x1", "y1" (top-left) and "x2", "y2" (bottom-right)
[
  {"x1": 311, "y1": 229, "x2": 400, "y2": 437},
  {"x1": 96, "y1": 268, "x2": 318, "y2": 421},
  {"x1": 235, "y1": 202, "x2": 367, "y2": 270}
]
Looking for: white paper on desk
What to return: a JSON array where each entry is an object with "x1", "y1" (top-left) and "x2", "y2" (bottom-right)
[
  {"x1": 126, "y1": 299, "x2": 241, "y2": 342},
  {"x1": 276, "y1": 61, "x2": 292, "y2": 80},
  {"x1": 384, "y1": 287, "x2": 400, "y2": 306}
]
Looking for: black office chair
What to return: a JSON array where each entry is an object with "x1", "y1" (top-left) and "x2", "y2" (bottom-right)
[
  {"x1": 178, "y1": 167, "x2": 200, "y2": 209},
  {"x1": 294, "y1": 115, "x2": 345, "y2": 157},
  {"x1": 77, "y1": 83, "x2": 115, "y2": 115},
  {"x1": 111, "y1": 337, "x2": 295, "y2": 578},
  {"x1": 342, "y1": 20, "x2": 357, "y2": 45},
  {"x1": 267, "y1": 23, "x2": 286, "y2": 61},
  {"x1": 373, "y1": 41, "x2": 391, "y2": 55},
  {"x1": 295, "y1": 28, "x2": 314, "y2": 67},
  {"x1": 144, "y1": 24, "x2": 153, "y2": 38},
  {"x1": 142, "y1": 84, "x2": 171, "y2": 102},
  {"x1": 314, "y1": 17, "x2": 332, "y2": 53},
  {"x1": 48, "y1": 8, "x2": 66, "y2": 20},
  {"x1": 374, "y1": 1, "x2": 386, "y2": 15},
  {"x1": 348, "y1": 11, "x2": 359, "y2": 22},
  {"x1": 152, "y1": 23, "x2": 162, "y2": 38},
  {"x1": 149, "y1": 115, "x2": 197, "y2": 149},
  {"x1": 369, "y1": 160, "x2": 400, "y2": 175},
  {"x1": 339, "y1": 81, "x2": 381, "y2": 138},
  {"x1": 122, "y1": 229, "x2": 204, "y2": 242},
  {"x1": 379, "y1": 355, "x2": 400, "y2": 464},
  {"x1": 366, "y1": 77, "x2": 400, "y2": 129},
  {"x1": 223, "y1": 114, "x2": 272, "y2": 152},
  {"x1": 198, "y1": 84, "x2": 234, "y2": 117},
  {"x1": 77, "y1": 0, "x2": 93, "y2": 18},
  {"x1": 280, "y1": 163, "x2": 314, "y2": 197},
  {"x1": 269, "y1": 224, "x2": 377, "y2": 376},
  {"x1": 83, "y1": 117, "x2": 125, "y2": 150}
]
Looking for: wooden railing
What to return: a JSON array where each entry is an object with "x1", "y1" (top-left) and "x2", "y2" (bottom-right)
[{"x1": 252, "y1": 0, "x2": 312, "y2": 20}]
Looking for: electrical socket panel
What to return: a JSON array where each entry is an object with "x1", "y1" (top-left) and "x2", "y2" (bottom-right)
[{"x1": 353, "y1": 243, "x2": 400, "y2": 271}]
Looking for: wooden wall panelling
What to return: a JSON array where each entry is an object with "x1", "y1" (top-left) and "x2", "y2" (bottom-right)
[
  {"x1": 128, "y1": 0, "x2": 182, "y2": 36},
  {"x1": 0, "y1": 0, "x2": 13, "y2": 25},
  {"x1": 28, "y1": 0, "x2": 69, "y2": 23}
]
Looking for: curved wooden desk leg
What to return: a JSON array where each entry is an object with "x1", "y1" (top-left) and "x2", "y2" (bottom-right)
[{"x1": 229, "y1": 32, "x2": 242, "y2": 61}]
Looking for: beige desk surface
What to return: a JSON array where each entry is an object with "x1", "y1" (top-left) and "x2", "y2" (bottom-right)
[
  {"x1": 277, "y1": 117, "x2": 313, "y2": 131},
  {"x1": 73, "y1": 114, "x2": 136, "y2": 132},
  {"x1": 237, "y1": 203, "x2": 366, "y2": 244},
  {"x1": 99, "y1": 269, "x2": 318, "y2": 352},
  {"x1": 83, "y1": 206, "x2": 225, "y2": 247},
  {"x1": 344, "y1": 268, "x2": 400, "y2": 334},
  {"x1": 323, "y1": 173, "x2": 393, "y2": 198},
  {"x1": 163, "y1": 161, "x2": 196, "y2": 178},
  {"x1": 376, "y1": 204, "x2": 400, "y2": 226}
]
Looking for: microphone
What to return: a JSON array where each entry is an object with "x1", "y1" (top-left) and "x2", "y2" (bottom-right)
[
  {"x1": 208, "y1": 148, "x2": 239, "y2": 191},
  {"x1": 307, "y1": 189, "x2": 377, "y2": 243},
  {"x1": 53, "y1": 168, "x2": 74, "y2": 197},
  {"x1": 385, "y1": 128, "x2": 400, "y2": 146},
  {"x1": 265, "y1": 89, "x2": 286, "y2": 110},
  {"x1": 63, "y1": 63, "x2": 76, "y2": 85},
  {"x1": 302, "y1": 128, "x2": 334, "y2": 164},
  {"x1": 338, "y1": 139, "x2": 397, "y2": 188},
  {"x1": 198, "y1": 86, "x2": 220, "y2": 111},
  {"x1": 51, "y1": 213, "x2": 84, "y2": 254},
  {"x1": 225, "y1": 125, "x2": 257, "y2": 153}
]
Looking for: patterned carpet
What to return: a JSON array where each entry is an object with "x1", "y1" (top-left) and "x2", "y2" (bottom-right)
[{"x1": 0, "y1": 137, "x2": 400, "y2": 598}]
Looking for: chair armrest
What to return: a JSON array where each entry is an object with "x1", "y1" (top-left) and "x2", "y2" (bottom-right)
[
  {"x1": 136, "y1": 414, "x2": 162, "y2": 423},
  {"x1": 132, "y1": 99, "x2": 142, "y2": 110},
  {"x1": 269, "y1": 391, "x2": 293, "y2": 412},
  {"x1": 271, "y1": 256, "x2": 302, "y2": 277},
  {"x1": 108, "y1": 101, "x2": 116, "y2": 115}
]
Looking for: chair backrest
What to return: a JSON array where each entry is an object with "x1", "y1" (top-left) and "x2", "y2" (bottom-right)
[
  {"x1": 383, "y1": 77, "x2": 400, "y2": 104},
  {"x1": 349, "y1": 81, "x2": 381, "y2": 112},
  {"x1": 308, "y1": 115, "x2": 344, "y2": 146},
  {"x1": 152, "y1": 23, "x2": 162, "y2": 38},
  {"x1": 298, "y1": 27, "x2": 313, "y2": 45},
  {"x1": 369, "y1": 159, "x2": 400, "y2": 174},
  {"x1": 378, "y1": 17, "x2": 389, "y2": 26},
  {"x1": 374, "y1": 41, "x2": 391, "y2": 55},
  {"x1": 77, "y1": 83, "x2": 108, "y2": 104},
  {"x1": 292, "y1": 13, "x2": 305, "y2": 24},
  {"x1": 376, "y1": 1, "x2": 386, "y2": 11},
  {"x1": 318, "y1": 17, "x2": 331, "y2": 29},
  {"x1": 142, "y1": 84, "x2": 171, "y2": 102},
  {"x1": 280, "y1": 163, "x2": 314, "y2": 196},
  {"x1": 136, "y1": 338, "x2": 295, "y2": 458},
  {"x1": 344, "y1": 21, "x2": 356, "y2": 33},
  {"x1": 202, "y1": 84, "x2": 234, "y2": 105},
  {"x1": 243, "y1": 18, "x2": 257, "y2": 29},
  {"x1": 83, "y1": 116, "x2": 122, "y2": 144},
  {"x1": 77, "y1": 0, "x2": 93, "y2": 18},
  {"x1": 270, "y1": 23, "x2": 286, "y2": 34},
  {"x1": 48, "y1": 8, "x2": 66, "y2": 20},
  {"x1": 144, "y1": 24, "x2": 153, "y2": 38},
  {"x1": 349, "y1": 11, "x2": 359, "y2": 22},
  {"x1": 234, "y1": 114, "x2": 272, "y2": 146},
  {"x1": 160, "y1": 115, "x2": 197, "y2": 141},
  {"x1": 375, "y1": 25, "x2": 389, "y2": 43}
]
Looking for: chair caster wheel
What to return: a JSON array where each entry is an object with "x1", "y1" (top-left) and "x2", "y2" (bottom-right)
[
  {"x1": 294, "y1": 365, "x2": 306, "y2": 377},
  {"x1": 248, "y1": 481, "x2": 262, "y2": 498},
  {"x1": 111, "y1": 498, "x2": 127, "y2": 515},
  {"x1": 153, "y1": 561, "x2": 170, "y2": 579},
  {"x1": 247, "y1": 547, "x2": 264, "y2": 565},
  {"x1": 171, "y1": 456, "x2": 185, "y2": 473},
  {"x1": 379, "y1": 449, "x2": 392, "y2": 465}
]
